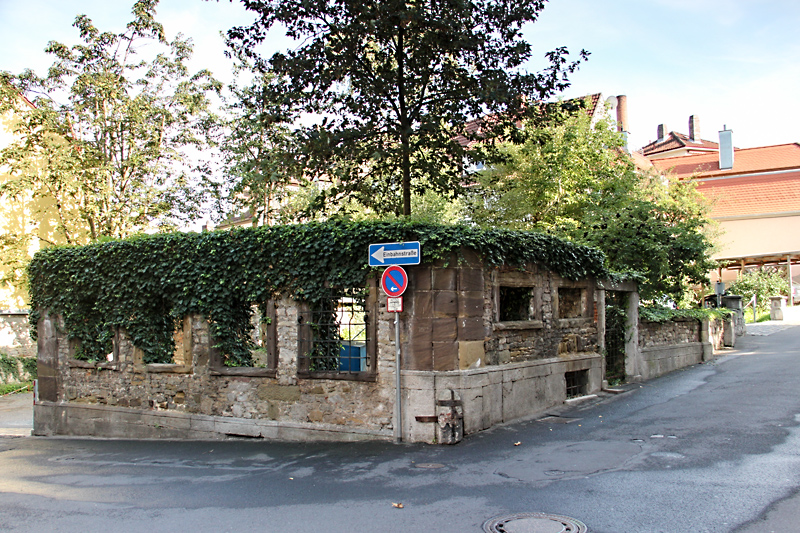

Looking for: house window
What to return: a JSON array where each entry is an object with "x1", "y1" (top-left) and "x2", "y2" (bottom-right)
[
  {"x1": 499, "y1": 286, "x2": 535, "y2": 321},
  {"x1": 297, "y1": 285, "x2": 377, "y2": 380}
]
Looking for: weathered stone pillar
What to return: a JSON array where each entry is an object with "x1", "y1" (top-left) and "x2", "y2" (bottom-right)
[
  {"x1": 625, "y1": 292, "x2": 642, "y2": 381},
  {"x1": 36, "y1": 311, "x2": 61, "y2": 403}
]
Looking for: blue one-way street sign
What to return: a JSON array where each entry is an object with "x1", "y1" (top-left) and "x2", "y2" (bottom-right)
[{"x1": 369, "y1": 241, "x2": 421, "y2": 266}]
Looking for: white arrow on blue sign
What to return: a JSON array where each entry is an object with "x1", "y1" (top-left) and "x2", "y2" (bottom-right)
[{"x1": 368, "y1": 241, "x2": 421, "y2": 266}]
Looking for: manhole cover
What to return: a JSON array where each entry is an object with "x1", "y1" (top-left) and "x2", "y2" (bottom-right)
[
  {"x1": 483, "y1": 513, "x2": 587, "y2": 533},
  {"x1": 414, "y1": 463, "x2": 445, "y2": 469}
]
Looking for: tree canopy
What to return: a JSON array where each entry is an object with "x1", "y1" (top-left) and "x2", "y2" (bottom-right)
[
  {"x1": 463, "y1": 105, "x2": 716, "y2": 302},
  {"x1": 226, "y1": 0, "x2": 587, "y2": 217},
  {"x1": 0, "y1": 0, "x2": 220, "y2": 247}
]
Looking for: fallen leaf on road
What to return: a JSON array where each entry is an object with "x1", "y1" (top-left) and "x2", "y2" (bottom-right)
[{"x1": 393, "y1": 503, "x2": 404, "y2": 509}]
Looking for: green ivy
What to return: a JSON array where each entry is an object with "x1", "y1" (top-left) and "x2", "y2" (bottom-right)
[
  {"x1": 0, "y1": 354, "x2": 19, "y2": 381},
  {"x1": 28, "y1": 220, "x2": 609, "y2": 364},
  {"x1": 639, "y1": 305, "x2": 733, "y2": 323}
]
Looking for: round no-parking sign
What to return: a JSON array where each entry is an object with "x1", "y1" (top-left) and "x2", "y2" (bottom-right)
[{"x1": 381, "y1": 266, "x2": 408, "y2": 297}]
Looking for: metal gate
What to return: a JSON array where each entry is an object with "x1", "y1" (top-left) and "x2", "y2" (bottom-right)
[{"x1": 604, "y1": 291, "x2": 628, "y2": 384}]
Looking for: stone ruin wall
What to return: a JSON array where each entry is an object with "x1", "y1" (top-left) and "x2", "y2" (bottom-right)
[
  {"x1": 638, "y1": 318, "x2": 701, "y2": 348},
  {"x1": 46, "y1": 301, "x2": 397, "y2": 437}
]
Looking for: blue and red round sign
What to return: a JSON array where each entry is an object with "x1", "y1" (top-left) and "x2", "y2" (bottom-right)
[{"x1": 381, "y1": 266, "x2": 408, "y2": 297}]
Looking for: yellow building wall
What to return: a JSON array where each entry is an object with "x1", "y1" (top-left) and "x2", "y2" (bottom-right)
[
  {"x1": 713, "y1": 214, "x2": 800, "y2": 261},
  {"x1": 0, "y1": 105, "x2": 76, "y2": 309}
]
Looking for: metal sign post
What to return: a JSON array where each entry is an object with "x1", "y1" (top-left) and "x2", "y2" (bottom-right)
[
  {"x1": 381, "y1": 266, "x2": 408, "y2": 443},
  {"x1": 370, "y1": 242, "x2": 420, "y2": 444}
]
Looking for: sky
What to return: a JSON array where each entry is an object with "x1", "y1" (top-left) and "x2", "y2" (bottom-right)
[{"x1": 0, "y1": 0, "x2": 799, "y2": 152}]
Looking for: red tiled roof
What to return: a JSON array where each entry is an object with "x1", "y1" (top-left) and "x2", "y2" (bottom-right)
[
  {"x1": 641, "y1": 131, "x2": 719, "y2": 156},
  {"x1": 455, "y1": 93, "x2": 604, "y2": 148},
  {"x1": 630, "y1": 150, "x2": 653, "y2": 171},
  {"x1": 697, "y1": 171, "x2": 800, "y2": 218},
  {"x1": 582, "y1": 93, "x2": 602, "y2": 118},
  {"x1": 651, "y1": 143, "x2": 800, "y2": 179}
]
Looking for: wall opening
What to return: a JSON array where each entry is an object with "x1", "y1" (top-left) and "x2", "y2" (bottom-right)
[
  {"x1": 604, "y1": 291, "x2": 628, "y2": 384},
  {"x1": 565, "y1": 370, "x2": 589, "y2": 398},
  {"x1": 558, "y1": 287, "x2": 584, "y2": 319},
  {"x1": 297, "y1": 286, "x2": 376, "y2": 379},
  {"x1": 499, "y1": 286, "x2": 535, "y2": 321}
]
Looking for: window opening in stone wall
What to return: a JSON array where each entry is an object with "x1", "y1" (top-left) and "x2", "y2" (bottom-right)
[
  {"x1": 298, "y1": 287, "x2": 373, "y2": 378},
  {"x1": 244, "y1": 302, "x2": 277, "y2": 369},
  {"x1": 565, "y1": 370, "x2": 589, "y2": 398},
  {"x1": 499, "y1": 286, "x2": 535, "y2": 321},
  {"x1": 558, "y1": 288, "x2": 584, "y2": 319}
]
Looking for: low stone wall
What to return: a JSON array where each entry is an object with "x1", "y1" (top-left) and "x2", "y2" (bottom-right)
[
  {"x1": 403, "y1": 352, "x2": 602, "y2": 442},
  {"x1": 634, "y1": 316, "x2": 742, "y2": 381},
  {"x1": 0, "y1": 311, "x2": 35, "y2": 358}
]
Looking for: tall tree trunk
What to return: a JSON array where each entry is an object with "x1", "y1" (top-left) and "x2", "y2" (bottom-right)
[{"x1": 396, "y1": 26, "x2": 412, "y2": 217}]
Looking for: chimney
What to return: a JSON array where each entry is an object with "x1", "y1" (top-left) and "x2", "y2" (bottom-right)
[
  {"x1": 615, "y1": 95, "x2": 629, "y2": 152},
  {"x1": 719, "y1": 126, "x2": 734, "y2": 170},
  {"x1": 657, "y1": 124, "x2": 667, "y2": 142},
  {"x1": 689, "y1": 115, "x2": 700, "y2": 142},
  {"x1": 616, "y1": 95, "x2": 629, "y2": 134}
]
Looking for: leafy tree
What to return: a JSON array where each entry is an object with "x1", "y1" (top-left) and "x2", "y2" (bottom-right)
[
  {"x1": 464, "y1": 105, "x2": 716, "y2": 301},
  {"x1": 0, "y1": 0, "x2": 221, "y2": 248},
  {"x1": 217, "y1": 55, "x2": 297, "y2": 226},
  {"x1": 727, "y1": 267, "x2": 789, "y2": 313},
  {"x1": 225, "y1": 0, "x2": 587, "y2": 217}
]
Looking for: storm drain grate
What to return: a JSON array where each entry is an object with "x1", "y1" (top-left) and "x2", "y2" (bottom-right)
[{"x1": 483, "y1": 512, "x2": 587, "y2": 532}]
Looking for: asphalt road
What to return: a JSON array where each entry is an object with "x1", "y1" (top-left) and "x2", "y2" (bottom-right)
[{"x1": 0, "y1": 323, "x2": 799, "y2": 532}]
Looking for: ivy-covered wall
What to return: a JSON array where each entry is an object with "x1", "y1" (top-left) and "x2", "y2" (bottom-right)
[{"x1": 28, "y1": 221, "x2": 608, "y2": 366}]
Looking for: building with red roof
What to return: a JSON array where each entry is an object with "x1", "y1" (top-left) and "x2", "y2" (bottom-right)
[{"x1": 647, "y1": 126, "x2": 800, "y2": 298}]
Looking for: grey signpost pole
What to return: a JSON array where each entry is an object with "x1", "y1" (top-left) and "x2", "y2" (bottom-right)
[{"x1": 394, "y1": 312, "x2": 402, "y2": 443}]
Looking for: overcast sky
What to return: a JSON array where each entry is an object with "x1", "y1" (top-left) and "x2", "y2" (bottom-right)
[{"x1": 1, "y1": 0, "x2": 798, "y2": 151}]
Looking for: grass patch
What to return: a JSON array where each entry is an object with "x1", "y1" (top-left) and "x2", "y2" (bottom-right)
[
  {"x1": 744, "y1": 309, "x2": 772, "y2": 323},
  {"x1": 0, "y1": 381, "x2": 32, "y2": 396}
]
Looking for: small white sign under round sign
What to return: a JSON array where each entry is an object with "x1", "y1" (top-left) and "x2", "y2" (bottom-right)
[{"x1": 387, "y1": 296, "x2": 403, "y2": 313}]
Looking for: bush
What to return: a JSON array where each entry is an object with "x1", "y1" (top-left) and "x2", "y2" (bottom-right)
[{"x1": 727, "y1": 267, "x2": 789, "y2": 313}]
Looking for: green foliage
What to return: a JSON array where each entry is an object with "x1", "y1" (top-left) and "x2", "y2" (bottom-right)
[
  {"x1": 217, "y1": 54, "x2": 296, "y2": 226},
  {"x1": 638, "y1": 305, "x2": 732, "y2": 324},
  {"x1": 0, "y1": 0, "x2": 220, "y2": 247},
  {"x1": 464, "y1": 105, "x2": 716, "y2": 302},
  {"x1": 28, "y1": 221, "x2": 608, "y2": 364},
  {"x1": 0, "y1": 354, "x2": 18, "y2": 381},
  {"x1": 226, "y1": 0, "x2": 587, "y2": 216},
  {"x1": 21, "y1": 356, "x2": 37, "y2": 379},
  {"x1": 0, "y1": 353, "x2": 36, "y2": 383},
  {"x1": 727, "y1": 267, "x2": 789, "y2": 313}
]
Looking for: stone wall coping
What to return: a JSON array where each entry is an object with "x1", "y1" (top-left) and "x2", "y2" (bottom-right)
[
  {"x1": 145, "y1": 363, "x2": 192, "y2": 374},
  {"x1": 639, "y1": 317, "x2": 702, "y2": 324},
  {"x1": 68, "y1": 359, "x2": 117, "y2": 370},
  {"x1": 209, "y1": 367, "x2": 277, "y2": 378},
  {"x1": 403, "y1": 351, "x2": 601, "y2": 379},
  {"x1": 34, "y1": 401, "x2": 394, "y2": 440},
  {"x1": 597, "y1": 279, "x2": 638, "y2": 292},
  {"x1": 0, "y1": 309, "x2": 29, "y2": 316},
  {"x1": 493, "y1": 320, "x2": 544, "y2": 331},
  {"x1": 557, "y1": 317, "x2": 594, "y2": 328},
  {"x1": 640, "y1": 341, "x2": 707, "y2": 354}
]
